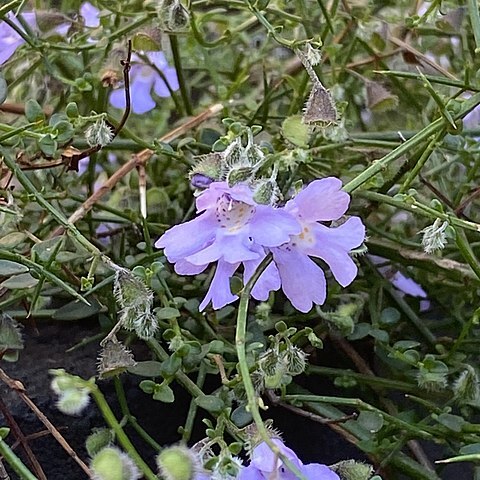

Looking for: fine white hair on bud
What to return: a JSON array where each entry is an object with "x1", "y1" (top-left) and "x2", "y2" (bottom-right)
[
  {"x1": 85, "y1": 119, "x2": 114, "y2": 147},
  {"x1": 91, "y1": 446, "x2": 141, "y2": 480},
  {"x1": 419, "y1": 218, "x2": 449, "y2": 254},
  {"x1": 453, "y1": 365, "x2": 480, "y2": 404},
  {"x1": 157, "y1": 445, "x2": 201, "y2": 480},
  {"x1": 98, "y1": 336, "x2": 136, "y2": 379},
  {"x1": 113, "y1": 268, "x2": 158, "y2": 340},
  {"x1": 50, "y1": 369, "x2": 93, "y2": 416}
]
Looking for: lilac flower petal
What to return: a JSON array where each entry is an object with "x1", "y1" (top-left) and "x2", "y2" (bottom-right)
[
  {"x1": 146, "y1": 51, "x2": 168, "y2": 69},
  {"x1": 0, "y1": 42, "x2": 22, "y2": 64},
  {"x1": 174, "y1": 260, "x2": 208, "y2": 275},
  {"x1": 250, "y1": 206, "x2": 301, "y2": 247},
  {"x1": 302, "y1": 464, "x2": 340, "y2": 480},
  {"x1": 273, "y1": 248, "x2": 327, "y2": 312},
  {"x1": 130, "y1": 77, "x2": 157, "y2": 114},
  {"x1": 109, "y1": 88, "x2": 127, "y2": 110},
  {"x1": 306, "y1": 218, "x2": 365, "y2": 286},
  {"x1": 244, "y1": 254, "x2": 281, "y2": 301},
  {"x1": 286, "y1": 178, "x2": 350, "y2": 222},
  {"x1": 186, "y1": 232, "x2": 259, "y2": 265},
  {"x1": 237, "y1": 466, "x2": 263, "y2": 480},
  {"x1": 390, "y1": 271, "x2": 428, "y2": 298},
  {"x1": 155, "y1": 212, "x2": 216, "y2": 261},
  {"x1": 80, "y1": 2, "x2": 100, "y2": 28},
  {"x1": 250, "y1": 440, "x2": 301, "y2": 474},
  {"x1": 199, "y1": 261, "x2": 239, "y2": 311},
  {"x1": 196, "y1": 182, "x2": 255, "y2": 212}
]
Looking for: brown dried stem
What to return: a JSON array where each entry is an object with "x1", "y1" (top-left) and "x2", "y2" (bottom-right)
[{"x1": 0, "y1": 368, "x2": 93, "y2": 478}]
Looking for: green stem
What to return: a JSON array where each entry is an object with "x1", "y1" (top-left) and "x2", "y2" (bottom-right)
[
  {"x1": 169, "y1": 35, "x2": 192, "y2": 116},
  {"x1": 114, "y1": 377, "x2": 162, "y2": 451},
  {"x1": 90, "y1": 385, "x2": 158, "y2": 480},
  {"x1": 182, "y1": 362, "x2": 207, "y2": 442},
  {"x1": 343, "y1": 91, "x2": 480, "y2": 193},
  {"x1": 0, "y1": 436, "x2": 37, "y2": 480},
  {"x1": 455, "y1": 228, "x2": 480, "y2": 280},
  {"x1": 467, "y1": 0, "x2": 480, "y2": 53},
  {"x1": 235, "y1": 254, "x2": 306, "y2": 480}
]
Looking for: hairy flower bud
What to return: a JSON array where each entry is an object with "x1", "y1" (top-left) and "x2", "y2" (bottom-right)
[
  {"x1": 50, "y1": 369, "x2": 93, "y2": 416},
  {"x1": 157, "y1": 445, "x2": 200, "y2": 480},
  {"x1": 330, "y1": 460, "x2": 374, "y2": 480},
  {"x1": 91, "y1": 447, "x2": 140, "y2": 480},
  {"x1": 419, "y1": 218, "x2": 449, "y2": 254},
  {"x1": 98, "y1": 336, "x2": 136, "y2": 379},
  {"x1": 85, "y1": 119, "x2": 114, "y2": 147},
  {"x1": 453, "y1": 365, "x2": 480, "y2": 404}
]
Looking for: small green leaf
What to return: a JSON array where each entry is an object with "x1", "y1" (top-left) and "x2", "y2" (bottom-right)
[
  {"x1": 357, "y1": 411, "x2": 384, "y2": 433},
  {"x1": 437, "y1": 413, "x2": 465, "y2": 432},
  {"x1": 231, "y1": 405, "x2": 252, "y2": 427},
  {"x1": 132, "y1": 32, "x2": 161, "y2": 51},
  {"x1": 0, "y1": 272, "x2": 38, "y2": 289},
  {"x1": 52, "y1": 299, "x2": 101, "y2": 321},
  {"x1": 139, "y1": 380, "x2": 156, "y2": 394},
  {"x1": 38, "y1": 134, "x2": 58, "y2": 157},
  {"x1": 128, "y1": 361, "x2": 163, "y2": 377},
  {"x1": 282, "y1": 115, "x2": 309, "y2": 147},
  {"x1": 153, "y1": 383, "x2": 175, "y2": 403},
  {"x1": 32, "y1": 237, "x2": 63, "y2": 262},
  {"x1": 156, "y1": 307, "x2": 180, "y2": 320},
  {"x1": 0, "y1": 232, "x2": 27, "y2": 249},
  {"x1": 0, "y1": 260, "x2": 29, "y2": 275},
  {"x1": 160, "y1": 355, "x2": 182, "y2": 377},
  {"x1": 195, "y1": 395, "x2": 225, "y2": 414},
  {"x1": 25, "y1": 98, "x2": 45, "y2": 122}
]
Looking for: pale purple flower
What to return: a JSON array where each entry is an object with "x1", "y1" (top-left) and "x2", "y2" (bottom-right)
[
  {"x1": 80, "y1": 2, "x2": 100, "y2": 28},
  {"x1": 109, "y1": 51, "x2": 179, "y2": 114},
  {"x1": 0, "y1": 12, "x2": 37, "y2": 64},
  {"x1": 155, "y1": 181, "x2": 301, "y2": 311},
  {"x1": 259, "y1": 178, "x2": 365, "y2": 313},
  {"x1": 239, "y1": 439, "x2": 339, "y2": 480}
]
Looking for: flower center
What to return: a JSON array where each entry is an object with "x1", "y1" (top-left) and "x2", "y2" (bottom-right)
[
  {"x1": 290, "y1": 223, "x2": 315, "y2": 248},
  {"x1": 215, "y1": 194, "x2": 255, "y2": 232}
]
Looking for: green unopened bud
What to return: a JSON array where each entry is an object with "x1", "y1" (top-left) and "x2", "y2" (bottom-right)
[
  {"x1": 224, "y1": 138, "x2": 244, "y2": 167},
  {"x1": 227, "y1": 166, "x2": 255, "y2": 187},
  {"x1": 114, "y1": 268, "x2": 153, "y2": 309},
  {"x1": 134, "y1": 311, "x2": 159, "y2": 340},
  {"x1": 453, "y1": 365, "x2": 480, "y2": 404},
  {"x1": 66, "y1": 102, "x2": 79, "y2": 118},
  {"x1": 331, "y1": 460, "x2": 374, "y2": 480},
  {"x1": 282, "y1": 346, "x2": 307, "y2": 376},
  {"x1": 86, "y1": 428, "x2": 114, "y2": 457},
  {"x1": 157, "y1": 445, "x2": 200, "y2": 480},
  {"x1": 85, "y1": 119, "x2": 114, "y2": 147},
  {"x1": 91, "y1": 447, "x2": 140, "y2": 480},
  {"x1": 189, "y1": 152, "x2": 223, "y2": 187},
  {"x1": 56, "y1": 388, "x2": 91, "y2": 416},
  {"x1": 169, "y1": 2, "x2": 189, "y2": 30},
  {"x1": 252, "y1": 179, "x2": 280, "y2": 205}
]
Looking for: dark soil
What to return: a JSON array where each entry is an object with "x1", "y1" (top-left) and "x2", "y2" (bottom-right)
[{"x1": 0, "y1": 320, "x2": 469, "y2": 479}]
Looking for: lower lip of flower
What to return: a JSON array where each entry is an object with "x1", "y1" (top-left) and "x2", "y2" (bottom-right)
[{"x1": 215, "y1": 195, "x2": 255, "y2": 232}]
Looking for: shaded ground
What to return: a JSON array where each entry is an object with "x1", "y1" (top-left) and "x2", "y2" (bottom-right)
[
  {"x1": 0, "y1": 320, "x2": 467, "y2": 479},
  {"x1": 0, "y1": 320, "x2": 364, "y2": 479}
]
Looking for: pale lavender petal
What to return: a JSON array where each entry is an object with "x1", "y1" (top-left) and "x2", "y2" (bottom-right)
[
  {"x1": 195, "y1": 182, "x2": 254, "y2": 212},
  {"x1": 302, "y1": 464, "x2": 340, "y2": 480},
  {"x1": 199, "y1": 261, "x2": 239, "y2": 311},
  {"x1": 305, "y1": 218, "x2": 365, "y2": 286},
  {"x1": 391, "y1": 271, "x2": 427, "y2": 298},
  {"x1": 250, "y1": 206, "x2": 301, "y2": 247},
  {"x1": 54, "y1": 23, "x2": 71, "y2": 36},
  {"x1": 251, "y1": 440, "x2": 302, "y2": 474},
  {"x1": 146, "y1": 51, "x2": 168, "y2": 70},
  {"x1": 153, "y1": 66, "x2": 179, "y2": 97},
  {"x1": 130, "y1": 77, "x2": 157, "y2": 114},
  {"x1": 80, "y1": 2, "x2": 100, "y2": 28},
  {"x1": 155, "y1": 212, "x2": 216, "y2": 261},
  {"x1": 186, "y1": 232, "x2": 259, "y2": 265},
  {"x1": 237, "y1": 466, "x2": 263, "y2": 480},
  {"x1": 174, "y1": 260, "x2": 208, "y2": 275},
  {"x1": 273, "y1": 248, "x2": 327, "y2": 312},
  {"x1": 244, "y1": 251, "x2": 281, "y2": 301},
  {"x1": 286, "y1": 178, "x2": 350, "y2": 222},
  {"x1": 0, "y1": 42, "x2": 22, "y2": 64},
  {"x1": 109, "y1": 88, "x2": 126, "y2": 110}
]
